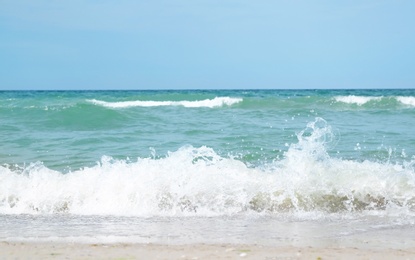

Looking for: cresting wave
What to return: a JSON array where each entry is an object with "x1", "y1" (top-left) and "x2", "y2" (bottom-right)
[
  {"x1": 397, "y1": 96, "x2": 415, "y2": 107},
  {"x1": 87, "y1": 97, "x2": 243, "y2": 108},
  {"x1": 334, "y1": 95, "x2": 415, "y2": 107},
  {"x1": 1, "y1": 118, "x2": 414, "y2": 217},
  {"x1": 333, "y1": 95, "x2": 382, "y2": 106}
]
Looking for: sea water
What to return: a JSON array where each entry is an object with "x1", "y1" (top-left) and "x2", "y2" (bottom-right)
[{"x1": 1, "y1": 89, "x2": 415, "y2": 244}]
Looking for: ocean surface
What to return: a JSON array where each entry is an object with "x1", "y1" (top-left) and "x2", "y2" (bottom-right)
[{"x1": 1, "y1": 89, "x2": 415, "y2": 244}]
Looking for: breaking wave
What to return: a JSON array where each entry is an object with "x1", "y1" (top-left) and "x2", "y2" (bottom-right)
[
  {"x1": 333, "y1": 95, "x2": 383, "y2": 106},
  {"x1": 334, "y1": 95, "x2": 415, "y2": 107},
  {"x1": 87, "y1": 97, "x2": 243, "y2": 108},
  {"x1": 1, "y1": 118, "x2": 414, "y2": 217},
  {"x1": 396, "y1": 96, "x2": 415, "y2": 107}
]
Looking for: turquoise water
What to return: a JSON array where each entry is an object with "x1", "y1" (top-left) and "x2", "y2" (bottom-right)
[
  {"x1": 1, "y1": 89, "x2": 415, "y2": 217},
  {"x1": 1, "y1": 89, "x2": 414, "y2": 169}
]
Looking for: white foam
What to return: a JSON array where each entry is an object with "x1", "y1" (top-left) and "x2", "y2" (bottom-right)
[
  {"x1": 87, "y1": 97, "x2": 243, "y2": 108},
  {"x1": 396, "y1": 96, "x2": 415, "y2": 107},
  {"x1": 1, "y1": 118, "x2": 414, "y2": 217},
  {"x1": 334, "y1": 95, "x2": 382, "y2": 105}
]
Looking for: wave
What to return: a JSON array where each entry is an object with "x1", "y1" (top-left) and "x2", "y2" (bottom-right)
[
  {"x1": 334, "y1": 95, "x2": 415, "y2": 107},
  {"x1": 1, "y1": 118, "x2": 414, "y2": 217},
  {"x1": 87, "y1": 97, "x2": 243, "y2": 108},
  {"x1": 333, "y1": 95, "x2": 383, "y2": 105},
  {"x1": 396, "y1": 96, "x2": 415, "y2": 107}
]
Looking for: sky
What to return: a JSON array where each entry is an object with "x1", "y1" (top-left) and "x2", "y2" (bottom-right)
[{"x1": 0, "y1": 0, "x2": 414, "y2": 90}]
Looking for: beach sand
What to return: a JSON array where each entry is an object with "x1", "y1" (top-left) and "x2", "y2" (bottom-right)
[{"x1": 1, "y1": 242, "x2": 414, "y2": 259}]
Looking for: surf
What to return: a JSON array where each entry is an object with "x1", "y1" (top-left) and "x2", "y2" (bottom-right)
[
  {"x1": 87, "y1": 97, "x2": 243, "y2": 108},
  {"x1": 1, "y1": 118, "x2": 414, "y2": 217}
]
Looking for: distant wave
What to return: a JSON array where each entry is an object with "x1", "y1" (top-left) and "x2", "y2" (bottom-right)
[
  {"x1": 396, "y1": 96, "x2": 415, "y2": 107},
  {"x1": 333, "y1": 95, "x2": 382, "y2": 105},
  {"x1": 334, "y1": 95, "x2": 415, "y2": 108},
  {"x1": 87, "y1": 97, "x2": 243, "y2": 108}
]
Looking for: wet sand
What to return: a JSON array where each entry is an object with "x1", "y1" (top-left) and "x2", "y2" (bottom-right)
[
  {"x1": 1, "y1": 241, "x2": 414, "y2": 260},
  {"x1": 2, "y1": 215, "x2": 415, "y2": 259}
]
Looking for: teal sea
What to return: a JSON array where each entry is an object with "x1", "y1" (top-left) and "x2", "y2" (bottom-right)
[{"x1": 1, "y1": 89, "x2": 415, "y2": 243}]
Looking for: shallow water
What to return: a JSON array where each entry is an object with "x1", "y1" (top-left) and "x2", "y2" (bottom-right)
[{"x1": 1, "y1": 214, "x2": 414, "y2": 248}]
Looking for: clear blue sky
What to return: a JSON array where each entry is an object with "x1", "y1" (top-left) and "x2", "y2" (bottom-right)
[{"x1": 1, "y1": 1, "x2": 414, "y2": 90}]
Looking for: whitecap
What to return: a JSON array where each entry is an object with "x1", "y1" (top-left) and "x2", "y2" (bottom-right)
[
  {"x1": 396, "y1": 96, "x2": 415, "y2": 107},
  {"x1": 334, "y1": 95, "x2": 382, "y2": 106},
  {"x1": 87, "y1": 97, "x2": 243, "y2": 108}
]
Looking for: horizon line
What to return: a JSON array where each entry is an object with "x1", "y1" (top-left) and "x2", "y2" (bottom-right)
[{"x1": 1, "y1": 87, "x2": 414, "y2": 92}]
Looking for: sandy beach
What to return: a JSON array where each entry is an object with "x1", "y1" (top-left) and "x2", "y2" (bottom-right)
[{"x1": 0, "y1": 242, "x2": 414, "y2": 260}]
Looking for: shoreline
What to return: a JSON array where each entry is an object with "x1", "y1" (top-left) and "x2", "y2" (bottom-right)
[{"x1": 1, "y1": 241, "x2": 414, "y2": 259}]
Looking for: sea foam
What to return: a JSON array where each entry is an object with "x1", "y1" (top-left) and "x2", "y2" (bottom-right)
[
  {"x1": 333, "y1": 95, "x2": 382, "y2": 105},
  {"x1": 1, "y1": 118, "x2": 414, "y2": 217},
  {"x1": 396, "y1": 96, "x2": 415, "y2": 107},
  {"x1": 87, "y1": 97, "x2": 243, "y2": 108}
]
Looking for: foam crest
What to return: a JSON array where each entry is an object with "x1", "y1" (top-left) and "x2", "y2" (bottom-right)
[
  {"x1": 1, "y1": 119, "x2": 414, "y2": 217},
  {"x1": 396, "y1": 96, "x2": 415, "y2": 107},
  {"x1": 87, "y1": 97, "x2": 243, "y2": 108},
  {"x1": 333, "y1": 95, "x2": 382, "y2": 105}
]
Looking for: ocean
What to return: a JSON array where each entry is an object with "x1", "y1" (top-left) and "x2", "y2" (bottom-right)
[{"x1": 1, "y1": 89, "x2": 415, "y2": 245}]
